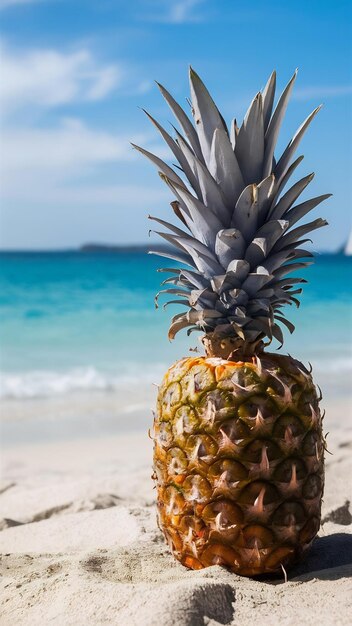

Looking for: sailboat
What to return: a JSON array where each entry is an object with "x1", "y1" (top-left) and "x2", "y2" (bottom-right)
[{"x1": 345, "y1": 230, "x2": 352, "y2": 255}]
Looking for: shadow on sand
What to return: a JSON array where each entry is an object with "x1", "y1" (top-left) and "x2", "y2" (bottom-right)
[{"x1": 290, "y1": 533, "x2": 352, "y2": 581}]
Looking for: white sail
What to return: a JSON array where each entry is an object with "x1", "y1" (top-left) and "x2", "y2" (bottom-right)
[{"x1": 345, "y1": 231, "x2": 352, "y2": 255}]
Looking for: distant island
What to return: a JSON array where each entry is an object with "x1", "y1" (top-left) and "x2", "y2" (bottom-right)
[
  {"x1": 0, "y1": 243, "x2": 349, "y2": 255},
  {"x1": 80, "y1": 243, "x2": 148, "y2": 253},
  {"x1": 79, "y1": 243, "x2": 172, "y2": 253},
  {"x1": 79, "y1": 243, "x2": 350, "y2": 256}
]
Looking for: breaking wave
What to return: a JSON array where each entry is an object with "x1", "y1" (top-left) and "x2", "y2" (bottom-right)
[
  {"x1": 0, "y1": 366, "x2": 165, "y2": 399},
  {"x1": 0, "y1": 357, "x2": 351, "y2": 399}
]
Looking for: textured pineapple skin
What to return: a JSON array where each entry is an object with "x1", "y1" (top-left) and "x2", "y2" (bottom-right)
[{"x1": 153, "y1": 354, "x2": 324, "y2": 577}]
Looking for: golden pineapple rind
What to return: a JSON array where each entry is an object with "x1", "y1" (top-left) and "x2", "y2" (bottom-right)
[{"x1": 153, "y1": 354, "x2": 324, "y2": 577}]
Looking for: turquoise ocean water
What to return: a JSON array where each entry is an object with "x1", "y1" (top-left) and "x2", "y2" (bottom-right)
[{"x1": 0, "y1": 251, "x2": 351, "y2": 401}]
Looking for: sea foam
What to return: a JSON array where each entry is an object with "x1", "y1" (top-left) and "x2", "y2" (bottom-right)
[
  {"x1": 1, "y1": 357, "x2": 351, "y2": 399},
  {"x1": 0, "y1": 366, "x2": 165, "y2": 399}
]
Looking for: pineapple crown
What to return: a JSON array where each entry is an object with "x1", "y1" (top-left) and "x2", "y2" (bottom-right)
[{"x1": 134, "y1": 68, "x2": 330, "y2": 357}]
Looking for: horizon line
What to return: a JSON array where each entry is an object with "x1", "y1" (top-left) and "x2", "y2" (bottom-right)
[{"x1": 0, "y1": 243, "x2": 347, "y2": 255}]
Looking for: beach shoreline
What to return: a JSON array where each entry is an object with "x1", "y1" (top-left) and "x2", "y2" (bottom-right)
[{"x1": 1, "y1": 403, "x2": 351, "y2": 626}]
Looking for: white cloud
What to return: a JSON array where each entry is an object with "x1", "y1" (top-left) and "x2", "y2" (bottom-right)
[
  {"x1": 0, "y1": 117, "x2": 170, "y2": 247},
  {"x1": 0, "y1": 180, "x2": 169, "y2": 248},
  {"x1": 0, "y1": 40, "x2": 175, "y2": 247},
  {"x1": 0, "y1": 44, "x2": 122, "y2": 115},
  {"x1": 143, "y1": 0, "x2": 206, "y2": 24},
  {"x1": 24, "y1": 183, "x2": 168, "y2": 208},
  {"x1": 1, "y1": 177, "x2": 168, "y2": 210},
  {"x1": 0, "y1": 118, "x2": 169, "y2": 207},
  {"x1": 0, "y1": 117, "x2": 163, "y2": 189},
  {"x1": 135, "y1": 79, "x2": 154, "y2": 95},
  {"x1": 293, "y1": 85, "x2": 352, "y2": 101},
  {"x1": 0, "y1": 0, "x2": 40, "y2": 8},
  {"x1": 167, "y1": 0, "x2": 205, "y2": 23}
]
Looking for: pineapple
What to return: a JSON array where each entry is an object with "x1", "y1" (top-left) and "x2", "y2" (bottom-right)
[{"x1": 135, "y1": 68, "x2": 330, "y2": 576}]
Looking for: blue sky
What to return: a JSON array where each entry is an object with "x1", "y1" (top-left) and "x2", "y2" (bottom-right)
[{"x1": 0, "y1": 0, "x2": 351, "y2": 250}]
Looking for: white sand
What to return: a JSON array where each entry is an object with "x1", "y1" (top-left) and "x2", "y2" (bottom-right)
[{"x1": 1, "y1": 423, "x2": 352, "y2": 625}]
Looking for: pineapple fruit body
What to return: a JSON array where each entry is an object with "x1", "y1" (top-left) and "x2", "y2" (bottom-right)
[
  {"x1": 154, "y1": 354, "x2": 324, "y2": 576},
  {"x1": 136, "y1": 67, "x2": 330, "y2": 576}
]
